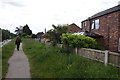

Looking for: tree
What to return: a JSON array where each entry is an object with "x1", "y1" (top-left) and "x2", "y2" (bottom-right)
[
  {"x1": 15, "y1": 26, "x2": 23, "y2": 35},
  {"x1": 23, "y1": 24, "x2": 32, "y2": 35},
  {"x1": 45, "y1": 24, "x2": 69, "y2": 46},
  {"x1": 2, "y1": 29, "x2": 16, "y2": 41}
]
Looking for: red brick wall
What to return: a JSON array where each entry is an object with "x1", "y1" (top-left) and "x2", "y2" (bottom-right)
[{"x1": 82, "y1": 11, "x2": 120, "y2": 52}]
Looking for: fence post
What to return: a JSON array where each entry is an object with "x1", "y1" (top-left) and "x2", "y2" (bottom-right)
[
  {"x1": 105, "y1": 50, "x2": 109, "y2": 66},
  {"x1": 75, "y1": 48, "x2": 78, "y2": 55},
  {"x1": 60, "y1": 44, "x2": 63, "y2": 48}
]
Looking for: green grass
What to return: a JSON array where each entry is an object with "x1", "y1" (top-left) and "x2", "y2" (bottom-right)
[
  {"x1": 23, "y1": 39, "x2": 120, "y2": 78},
  {"x1": 2, "y1": 39, "x2": 16, "y2": 78}
]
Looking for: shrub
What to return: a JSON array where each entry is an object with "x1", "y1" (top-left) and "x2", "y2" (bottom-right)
[
  {"x1": 61, "y1": 33, "x2": 104, "y2": 50},
  {"x1": 31, "y1": 34, "x2": 37, "y2": 38},
  {"x1": 25, "y1": 35, "x2": 32, "y2": 38},
  {"x1": 21, "y1": 33, "x2": 27, "y2": 38}
]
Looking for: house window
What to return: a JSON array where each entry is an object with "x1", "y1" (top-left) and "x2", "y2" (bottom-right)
[
  {"x1": 91, "y1": 21, "x2": 95, "y2": 29},
  {"x1": 95, "y1": 19, "x2": 99, "y2": 29},
  {"x1": 91, "y1": 19, "x2": 99, "y2": 30},
  {"x1": 84, "y1": 21, "x2": 87, "y2": 29},
  {"x1": 81, "y1": 23, "x2": 83, "y2": 28}
]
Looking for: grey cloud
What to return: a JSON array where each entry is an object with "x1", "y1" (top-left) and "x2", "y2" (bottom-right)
[
  {"x1": 1, "y1": 0, "x2": 25, "y2": 7},
  {"x1": 5, "y1": 2, "x2": 25, "y2": 7}
]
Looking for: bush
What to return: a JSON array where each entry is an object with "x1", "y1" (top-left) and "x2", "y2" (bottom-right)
[
  {"x1": 61, "y1": 33, "x2": 104, "y2": 50},
  {"x1": 21, "y1": 33, "x2": 27, "y2": 38},
  {"x1": 31, "y1": 34, "x2": 37, "y2": 38},
  {"x1": 25, "y1": 35, "x2": 32, "y2": 38}
]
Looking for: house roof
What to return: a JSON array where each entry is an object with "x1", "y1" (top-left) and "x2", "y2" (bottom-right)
[
  {"x1": 37, "y1": 32, "x2": 44, "y2": 35},
  {"x1": 74, "y1": 31, "x2": 103, "y2": 38},
  {"x1": 68, "y1": 23, "x2": 82, "y2": 33},
  {"x1": 82, "y1": 5, "x2": 120, "y2": 22}
]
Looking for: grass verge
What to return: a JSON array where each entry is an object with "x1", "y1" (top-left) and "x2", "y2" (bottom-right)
[
  {"x1": 23, "y1": 38, "x2": 120, "y2": 78},
  {"x1": 2, "y1": 39, "x2": 16, "y2": 78}
]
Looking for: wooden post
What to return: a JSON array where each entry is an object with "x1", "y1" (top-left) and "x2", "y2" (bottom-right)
[
  {"x1": 105, "y1": 50, "x2": 109, "y2": 66},
  {"x1": 75, "y1": 48, "x2": 78, "y2": 55}
]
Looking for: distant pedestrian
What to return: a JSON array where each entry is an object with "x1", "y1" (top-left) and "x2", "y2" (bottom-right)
[{"x1": 15, "y1": 36, "x2": 22, "y2": 51}]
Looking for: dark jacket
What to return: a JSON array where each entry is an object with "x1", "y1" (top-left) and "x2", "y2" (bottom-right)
[{"x1": 15, "y1": 37, "x2": 22, "y2": 45}]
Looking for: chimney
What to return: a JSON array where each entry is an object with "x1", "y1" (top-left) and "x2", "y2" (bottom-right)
[{"x1": 45, "y1": 28, "x2": 46, "y2": 34}]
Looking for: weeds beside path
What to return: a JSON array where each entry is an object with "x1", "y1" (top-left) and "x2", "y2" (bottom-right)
[
  {"x1": 23, "y1": 39, "x2": 120, "y2": 78},
  {"x1": 2, "y1": 39, "x2": 16, "y2": 78}
]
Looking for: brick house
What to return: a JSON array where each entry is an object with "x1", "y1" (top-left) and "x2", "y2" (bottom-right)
[
  {"x1": 68, "y1": 23, "x2": 82, "y2": 33},
  {"x1": 81, "y1": 5, "x2": 120, "y2": 52}
]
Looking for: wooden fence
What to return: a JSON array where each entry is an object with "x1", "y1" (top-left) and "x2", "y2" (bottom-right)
[{"x1": 75, "y1": 48, "x2": 120, "y2": 67}]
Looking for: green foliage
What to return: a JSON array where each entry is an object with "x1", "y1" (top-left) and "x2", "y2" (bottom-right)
[
  {"x1": 31, "y1": 34, "x2": 37, "y2": 38},
  {"x1": 23, "y1": 24, "x2": 32, "y2": 35},
  {"x1": 22, "y1": 39, "x2": 120, "y2": 78},
  {"x1": 14, "y1": 26, "x2": 23, "y2": 35},
  {"x1": 45, "y1": 24, "x2": 69, "y2": 46},
  {"x1": 21, "y1": 33, "x2": 27, "y2": 38},
  {"x1": 2, "y1": 39, "x2": 16, "y2": 78},
  {"x1": 25, "y1": 35, "x2": 32, "y2": 38},
  {"x1": 1, "y1": 29, "x2": 16, "y2": 41},
  {"x1": 61, "y1": 33, "x2": 104, "y2": 50}
]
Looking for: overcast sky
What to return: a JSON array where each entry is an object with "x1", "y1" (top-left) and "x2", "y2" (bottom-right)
[{"x1": 0, "y1": 0, "x2": 119, "y2": 34}]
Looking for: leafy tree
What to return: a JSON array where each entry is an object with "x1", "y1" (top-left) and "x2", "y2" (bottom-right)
[
  {"x1": 23, "y1": 24, "x2": 32, "y2": 35},
  {"x1": 2, "y1": 29, "x2": 16, "y2": 41},
  {"x1": 2, "y1": 29, "x2": 11, "y2": 41},
  {"x1": 15, "y1": 26, "x2": 23, "y2": 35},
  {"x1": 45, "y1": 24, "x2": 69, "y2": 46}
]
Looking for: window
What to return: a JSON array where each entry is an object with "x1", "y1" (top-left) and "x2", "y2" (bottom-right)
[
  {"x1": 91, "y1": 19, "x2": 99, "y2": 30},
  {"x1": 84, "y1": 21, "x2": 87, "y2": 29},
  {"x1": 81, "y1": 23, "x2": 83, "y2": 28},
  {"x1": 91, "y1": 21, "x2": 95, "y2": 29},
  {"x1": 95, "y1": 19, "x2": 99, "y2": 29}
]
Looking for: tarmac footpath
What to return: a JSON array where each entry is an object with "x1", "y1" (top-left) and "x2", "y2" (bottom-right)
[{"x1": 5, "y1": 43, "x2": 31, "y2": 79}]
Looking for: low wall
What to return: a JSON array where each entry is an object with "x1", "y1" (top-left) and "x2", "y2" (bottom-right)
[{"x1": 77, "y1": 48, "x2": 120, "y2": 67}]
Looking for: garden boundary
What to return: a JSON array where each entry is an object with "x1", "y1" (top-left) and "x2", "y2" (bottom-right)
[
  {"x1": 75, "y1": 48, "x2": 120, "y2": 67},
  {"x1": 34, "y1": 39, "x2": 120, "y2": 67}
]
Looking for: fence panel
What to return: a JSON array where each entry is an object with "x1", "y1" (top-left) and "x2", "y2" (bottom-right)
[{"x1": 77, "y1": 48, "x2": 120, "y2": 67}]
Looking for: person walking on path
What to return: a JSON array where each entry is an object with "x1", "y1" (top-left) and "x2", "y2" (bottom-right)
[{"x1": 15, "y1": 36, "x2": 22, "y2": 51}]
